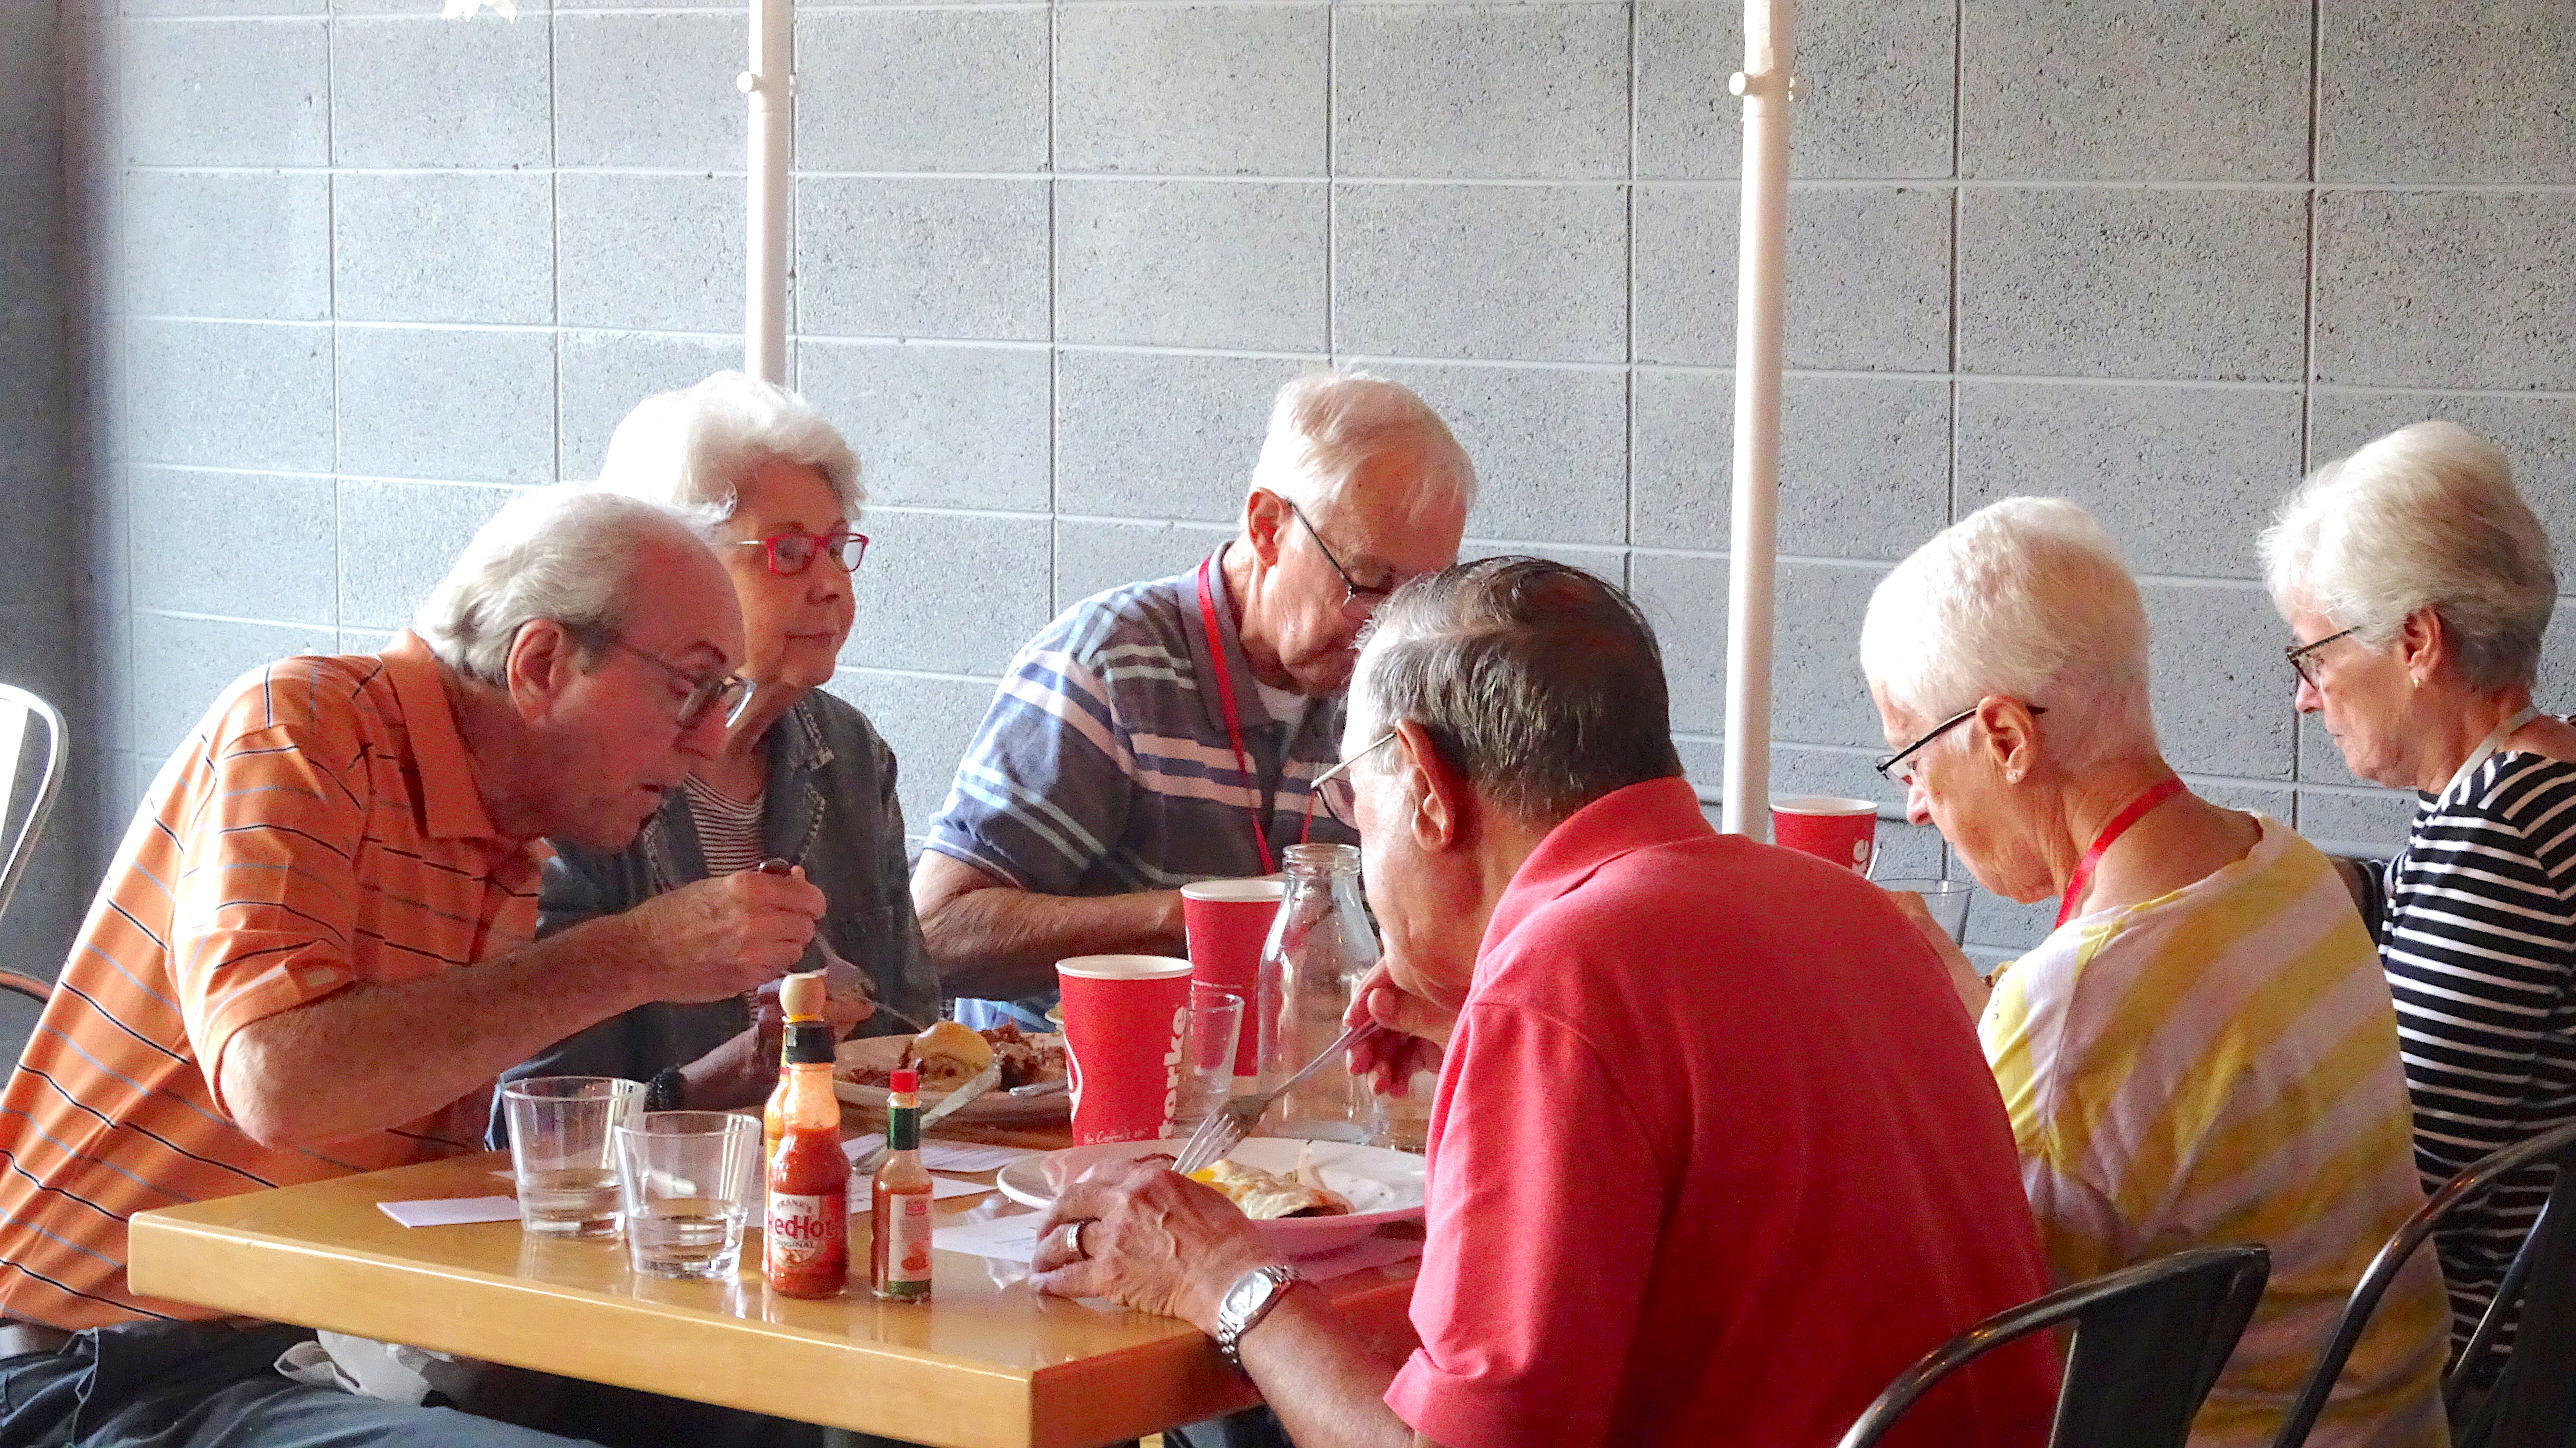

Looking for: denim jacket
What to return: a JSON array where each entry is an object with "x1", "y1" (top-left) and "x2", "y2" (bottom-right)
[{"x1": 497, "y1": 690, "x2": 939, "y2": 1122}]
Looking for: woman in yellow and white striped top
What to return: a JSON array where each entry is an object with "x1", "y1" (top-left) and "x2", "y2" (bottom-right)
[{"x1": 1859, "y1": 497, "x2": 2450, "y2": 1448}]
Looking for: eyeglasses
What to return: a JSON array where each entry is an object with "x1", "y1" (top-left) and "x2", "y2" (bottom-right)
[
  {"x1": 608, "y1": 638, "x2": 756, "y2": 730},
  {"x1": 732, "y1": 529, "x2": 869, "y2": 577},
  {"x1": 2284, "y1": 627, "x2": 2357, "y2": 688},
  {"x1": 1283, "y1": 500, "x2": 1397, "y2": 615},
  {"x1": 1874, "y1": 705, "x2": 2047, "y2": 786},
  {"x1": 1302, "y1": 728, "x2": 1400, "y2": 837}
]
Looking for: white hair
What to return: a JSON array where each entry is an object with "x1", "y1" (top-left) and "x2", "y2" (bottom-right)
[
  {"x1": 1860, "y1": 497, "x2": 2158, "y2": 770},
  {"x1": 2260, "y1": 421, "x2": 2553, "y2": 693},
  {"x1": 595, "y1": 371, "x2": 863, "y2": 525},
  {"x1": 413, "y1": 486, "x2": 708, "y2": 686},
  {"x1": 1249, "y1": 370, "x2": 1477, "y2": 519}
]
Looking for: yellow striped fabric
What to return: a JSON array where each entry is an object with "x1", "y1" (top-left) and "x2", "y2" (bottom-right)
[{"x1": 1984, "y1": 817, "x2": 2451, "y2": 1448}]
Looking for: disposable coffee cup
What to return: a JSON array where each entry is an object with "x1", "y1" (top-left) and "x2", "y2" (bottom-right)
[
  {"x1": 1772, "y1": 796, "x2": 1881, "y2": 875},
  {"x1": 1055, "y1": 954, "x2": 1195, "y2": 1145},
  {"x1": 1181, "y1": 879, "x2": 1284, "y2": 1080}
]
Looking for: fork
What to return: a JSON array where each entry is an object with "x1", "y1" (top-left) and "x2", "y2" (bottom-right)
[{"x1": 1171, "y1": 1021, "x2": 1381, "y2": 1176}]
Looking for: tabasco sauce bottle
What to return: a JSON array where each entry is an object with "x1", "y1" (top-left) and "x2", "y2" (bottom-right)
[
  {"x1": 870, "y1": 1069, "x2": 935, "y2": 1301},
  {"x1": 763, "y1": 1011, "x2": 849, "y2": 1298}
]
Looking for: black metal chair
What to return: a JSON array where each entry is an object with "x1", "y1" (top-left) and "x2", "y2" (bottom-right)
[
  {"x1": 2270, "y1": 1118, "x2": 2576, "y2": 1448},
  {"x1": 0, "y1": 683, "x2": 65, "y2": 1009},
  {"x1": 1837, "y1": 1244, "x2": 2271, "y2": 1448}
]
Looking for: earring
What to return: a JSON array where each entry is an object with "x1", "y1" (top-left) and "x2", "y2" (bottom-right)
[{"x1": 2005, "y1": 770, "x2": 2024, "y2": 785}]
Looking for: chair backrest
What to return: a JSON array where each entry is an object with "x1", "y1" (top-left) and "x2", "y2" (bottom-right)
[
  {"x1": 1838, "y1": 1244, "x2": 2272, "y2": 1448},
  {"x1": 2269, "y1": 1118, "x2": 2576, "y2": 1448},
  {"x1": 0, "y1": 684, "x2": 66, "y2": 933}
]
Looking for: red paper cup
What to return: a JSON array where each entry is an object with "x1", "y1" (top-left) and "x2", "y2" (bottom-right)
[
  {"x1": 1055, "y1": 954, "x2": 1195, "y2": 1145},
  {"x1": 1772, "y1": 796, "x2": 1881, "y2": 874},
  {"x1": 1181, "y1": 879, "x2": 1283, "y2": 1080}
]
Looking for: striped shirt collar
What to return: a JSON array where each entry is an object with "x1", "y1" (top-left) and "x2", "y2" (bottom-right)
[
  {"x1": 383, "y1": 630, "x2": 508, "y2": 843},
  {"x1": 1188, "y1": 544, "x2": 1309, "y2": 736}
]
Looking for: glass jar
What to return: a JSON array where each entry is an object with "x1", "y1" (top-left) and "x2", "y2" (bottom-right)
[{"x1": 1256, "y1": 843, "x2": 1381, "y2": 1142}]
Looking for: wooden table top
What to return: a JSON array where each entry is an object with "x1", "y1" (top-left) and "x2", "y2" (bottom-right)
[{"x1": 125, "y1": 1111, "x2": 1422, "y2": 1448}]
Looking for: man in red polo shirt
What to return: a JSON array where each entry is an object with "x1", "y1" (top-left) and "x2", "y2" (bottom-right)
[{"x1": 1031, "y1": 558, "x2": 2058, "y2": 1447}]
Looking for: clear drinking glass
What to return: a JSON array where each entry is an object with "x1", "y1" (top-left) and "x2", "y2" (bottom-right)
[
  {"x1": 1878, "y1": 877, "x2": 1976, "y2": 946},
  {"x1": 501, "y1": 1076, "x2": 641, "y2": 1238},
  {"x1": 1257, "y1": 843, "x2": 1381, "y2": 1142},
  {"x1": 615, "y1": 1110, "x2": 760, "y2": 1280},
  {"x1": 1169, "y1": 983, "x2": 1246, "y2": 1138}
]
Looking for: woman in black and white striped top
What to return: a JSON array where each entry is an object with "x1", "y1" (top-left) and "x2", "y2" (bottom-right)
[{"x1": 2266, "y1": 419, "x2": 2576, "y2": 1362}]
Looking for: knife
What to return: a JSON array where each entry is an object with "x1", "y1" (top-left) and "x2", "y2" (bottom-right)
[{"x1": 918, "y1": 1061, "x2": 1003, "y2": 1131}]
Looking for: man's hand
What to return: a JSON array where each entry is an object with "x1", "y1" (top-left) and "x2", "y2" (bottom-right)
[
  {"x1": 676, "y1": 976, "x2": 875, "y2": 1110},
  {"x1": 1029, "y1": 1159, "x2": 1285, "y2": 1332},
  {"x1": 617, "y1": 868, "x2": 826, "y2": 1003},
  {"x1": 1343, "y1": 960, "x2": 1453, "y2": 1096},
  {"x1": 1885, "y1": 887, "x2": 1990, "y2": 1023}
]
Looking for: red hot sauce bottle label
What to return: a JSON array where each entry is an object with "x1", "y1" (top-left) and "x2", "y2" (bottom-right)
[{"x1": 767, "y1": 1191, "x2": 849, "y2": 1275}]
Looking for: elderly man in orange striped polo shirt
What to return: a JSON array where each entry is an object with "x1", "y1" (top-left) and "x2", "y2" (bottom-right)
[{"x1": 0, "y1": 487, "x2": 841, "y2": 1447}]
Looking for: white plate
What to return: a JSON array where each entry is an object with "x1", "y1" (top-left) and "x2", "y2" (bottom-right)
[
  {"x1": 995, "y1": 1137, "x2": 1426, "y2": 1255},
  {"x1": 832, "y1": 1035, "x2": 1070, "y2": 1125}
]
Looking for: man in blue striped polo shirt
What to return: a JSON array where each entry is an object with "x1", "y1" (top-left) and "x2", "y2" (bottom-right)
[{"x1": 913, "y1": 371, "x2": 1476, "y2": 1025}]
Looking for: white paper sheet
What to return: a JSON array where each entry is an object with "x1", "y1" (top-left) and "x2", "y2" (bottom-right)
[
  {"x1": 851, "y1": 1175, "x2": 991, "y2": 1212},
  {"x1": 377, "y1": 1196, "x2": 520, "y2": 1228},
  {"x1": 843, "y1": 1135, "x2": 1037, "y2": 1174},
  {"x1": 931, "y1": 1215, "x2": 1423, "y2": 1278}
]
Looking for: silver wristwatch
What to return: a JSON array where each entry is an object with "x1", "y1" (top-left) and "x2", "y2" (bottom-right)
[{"x1": 1212, "y1": 1264, "x2": 1305, "y2": 1372}]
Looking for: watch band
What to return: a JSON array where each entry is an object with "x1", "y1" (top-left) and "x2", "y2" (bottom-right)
[
  {"x1": 1214, "y1": 1264, "x2": 1305, "y2": 1372},
  {"x1": 644, "y1": 1066, "x2": 687, "y2": 1113}
]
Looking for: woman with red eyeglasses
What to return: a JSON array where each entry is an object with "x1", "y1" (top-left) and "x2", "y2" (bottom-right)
[{"x1": 497, "y1": 371, "x2": 940, "y2": 1140}]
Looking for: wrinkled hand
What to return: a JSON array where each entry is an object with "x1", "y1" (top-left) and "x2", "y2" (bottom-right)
[
  {"x1": 623, "y1": 867, "x2": 827, "y2": 1003},
  {"x1": 1343, "y1": 960, "x2": 1452, "y2": 1096},
  {"x1": 1885, "y1": 887, "x2": 1989, "y2": 1022},
  {"x1": 1029, "y1": 1159, "x2": 1283, "y2": 1332}
]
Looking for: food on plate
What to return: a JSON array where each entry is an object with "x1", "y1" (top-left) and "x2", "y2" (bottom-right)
[
  {"x1": 1190, "y1": 1156, "x2": 1353, "y2": 1220},
  {"x1": 838, "y1": 1022, "x2": 1066, "y2": 1093}
]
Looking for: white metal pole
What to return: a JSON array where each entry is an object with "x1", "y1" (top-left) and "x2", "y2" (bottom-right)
[
  {"x1": 1719, "y1": 0, "x2": 1793, "y2": 838},
  {"x1": 741, "y1": 0, "x2": 792, "y2": 384}
]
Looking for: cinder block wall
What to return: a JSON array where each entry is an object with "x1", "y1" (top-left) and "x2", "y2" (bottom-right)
[{"x1": 63, "y1": 0, "x2": 2576, "y2": 958}]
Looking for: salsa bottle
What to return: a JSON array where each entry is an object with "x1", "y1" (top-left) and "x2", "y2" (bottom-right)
[
  {"x1": 870, "y1": 1068, "x2": 934, "y2": 1302},
  {"x1": 763, "y1": 1012, "x2": 849, "y2": 1298}
]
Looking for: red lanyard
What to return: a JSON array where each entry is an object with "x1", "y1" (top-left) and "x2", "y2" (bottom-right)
[
  {"x1": 1195, "y1": 558, "x2": 1276, "y2": 875},
  {"x1": 2054, "y1": 777, "x2": 2186, "y2": 929}
]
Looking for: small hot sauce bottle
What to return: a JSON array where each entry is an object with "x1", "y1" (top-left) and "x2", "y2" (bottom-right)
[
  {"x1": 870, "y1": 1068, "x2": 935, "y2": 1302},
  {"x1": 763, "y1": 1006, "x2": 849, "y2": 1298}
]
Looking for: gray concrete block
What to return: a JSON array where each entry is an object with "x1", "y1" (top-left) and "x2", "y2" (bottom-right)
[
  {"x1": 558, "y1": 330, "x2": 743, "y2": 480},
  {"x1": 1965, "y1": 889, "x2": 2055, "y2": 954},
  {"x1": 822, "y1": 667, "x2": 997, "y2": 836},
  {"x1": 840, "y1": 509, "x2": 1054, "y2": 676},
  {"x1": 1053, "y1": 517, "x2": 1234, "y2": 616},
  {"x1": 2313, "y1": 191, "x2": 2576, "y2": 391},
  {"x1": 2144, "y1": 581, "x2": 2293, "y2": 779},
  {"x1": 125, "y1": 319, "x2": 332, "y2": 472},
  {"x1": 339, "y1": 630, "x2": 397, "y2": 655},
  {"x1": 2308, "y1": 391, "x2": 2576, "y2": 589},
  {"x1": 796, "y1": 339, "x2": 1051, "y2": 513},
  {"x1": 1055, "y1": 350, "x2": 1306, "y2": 521},
  {"x1": 798, "y1": 9, "x2": 1049, "y2": 173},
  {"x1": 1960, "y1": 0, "x2": 2309, "y2": 180},
  {"x1": 1957, "y1": 187, "x2": 2308, "y2": 382},
  {"x1": 328, "y1": 16, "x2": 549, "y2": 169},
  {"x1": 1055, "y1": 180, "x2": 1327, "y2": 351},
  {"x1": 1361, "y1": 361, "x2": 1625, "y2": 546},
  {"x1": 121, "y1": 170, "x2": 330, "y2": 322},
  {"x1": 2319, "y1": 0, "x2": 2576, "y2": 185},
  {"x1": 1334, "y1": 183, "x2": 1625, "y2": 363},
  {"x1": 129, "y1": 612, "x2": 337, "y2": 756},
  {"x1": 129, "y1": 468, "x2": 336, "y2": 625},
  {"x1": 1954, "y1": 381, "x2": 2303, "y2": 579},
  {"x1": 1054, "y1": 5, "x2": 1326, "y2": 176},
  {"x1": 124, "y1": 0, "x2": 323, "y2": 16},
  {"x1": 1633, "y1": 551, "x2": 1889, "y2": 747},
  {"x1": 335, "y1": 325, "x2": 557, "y2": 484},
  {"x1": 1636, "y1": 0, "x2": 1955, "y2": 180},
  {"x1": 2297, "y1": 713, "x2": 2373, "y2": 788},
  {"x1": 336, "y1": 171, "x2": 552, "y2": 325},
  {"x1": 558, "y1": 173, "x2": 742, "y2": 334},
  {"x1": 797, "y1": 178, "x2": 1050, "y2": 341},
  {"x1": 1334, "y1": 5, "x2": 1626, "y2": 179},
  {"x1": 554, "y1": 13, "x2": 740, "y2": 169},
  {"x1": 118, "y1": 18, "x2": 326, "y2": 167},
  {"x1": 338, "y1": 479, "x2": 523, "y2": 630},
  {"x1": 2296, "y1": 786, "x2": 2418, "y2": 857},
  {"x1": 1633, "y1": 370, "x2": 1951, "y2": 560},
  {"x1": 1670, "y1": 731, "x2": 1911, "y2": 824},
  {"x1": 1634, "y1": 184, "x2": 1951, "y2": 371}
]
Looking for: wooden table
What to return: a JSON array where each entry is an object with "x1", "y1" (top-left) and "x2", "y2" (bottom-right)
[{"x1": 125, "y1": 1113, "x2": 1422, "y2": 1448}]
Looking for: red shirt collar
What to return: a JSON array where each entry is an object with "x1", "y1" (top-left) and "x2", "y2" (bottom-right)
[{"x1": 1478, "y1": 776, "x2": 1714, "y2": 958}]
